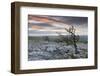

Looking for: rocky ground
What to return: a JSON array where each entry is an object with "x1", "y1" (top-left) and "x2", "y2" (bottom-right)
[{"x1": 28, "y1": 41, "x2": 88, "y2": 61}]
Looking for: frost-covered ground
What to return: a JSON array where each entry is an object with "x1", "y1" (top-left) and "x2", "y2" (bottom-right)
[{"x1": 28, "y1": 41, "x2": 88, "y2": 61}]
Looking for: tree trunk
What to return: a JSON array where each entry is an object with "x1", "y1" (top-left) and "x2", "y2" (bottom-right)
[{"x1": 73, "y1": 34, "x2": 79, "y2": 54}]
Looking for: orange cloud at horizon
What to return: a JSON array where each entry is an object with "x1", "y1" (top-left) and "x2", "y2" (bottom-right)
[
  {"x1": 31, "y1": 25, "x2": 43, "y2": 30},
  {"x1": 28, "y1": 15, "x2": 56, "y2": 24}
]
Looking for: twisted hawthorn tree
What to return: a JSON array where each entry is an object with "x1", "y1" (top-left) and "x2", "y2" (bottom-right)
[
  {"x1": 57, "y1": 25, "x2": 80, "y2": 54},
  {"x1": 65, "y1": 26, "x2": 80, "y2": 54}
]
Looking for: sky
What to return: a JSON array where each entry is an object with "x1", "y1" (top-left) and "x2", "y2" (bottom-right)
[{"x1": 28, "y1": 15, "x2": 88, "y2": 36}]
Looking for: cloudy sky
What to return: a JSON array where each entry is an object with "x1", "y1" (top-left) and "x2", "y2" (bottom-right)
[{"x1": 28, "y1": 15, "x2": 88, "y2": 36}]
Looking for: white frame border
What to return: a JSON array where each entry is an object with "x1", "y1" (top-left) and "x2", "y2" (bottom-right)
[{"x1": 20, "y1": 6, "x2": 95, "y2": 70}]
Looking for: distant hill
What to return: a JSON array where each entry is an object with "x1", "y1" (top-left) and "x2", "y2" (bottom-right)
[{"x1": 28, "y1": 35, "x2": 88, "y2": 43}]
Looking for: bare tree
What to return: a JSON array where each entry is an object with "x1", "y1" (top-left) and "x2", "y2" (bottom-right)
[
  {"x1": 65, "y1": 26, "x2": 80, "y2": 54},
  {"x1": 57, "y1": 25, "x2": 80, "y2": 54}
]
